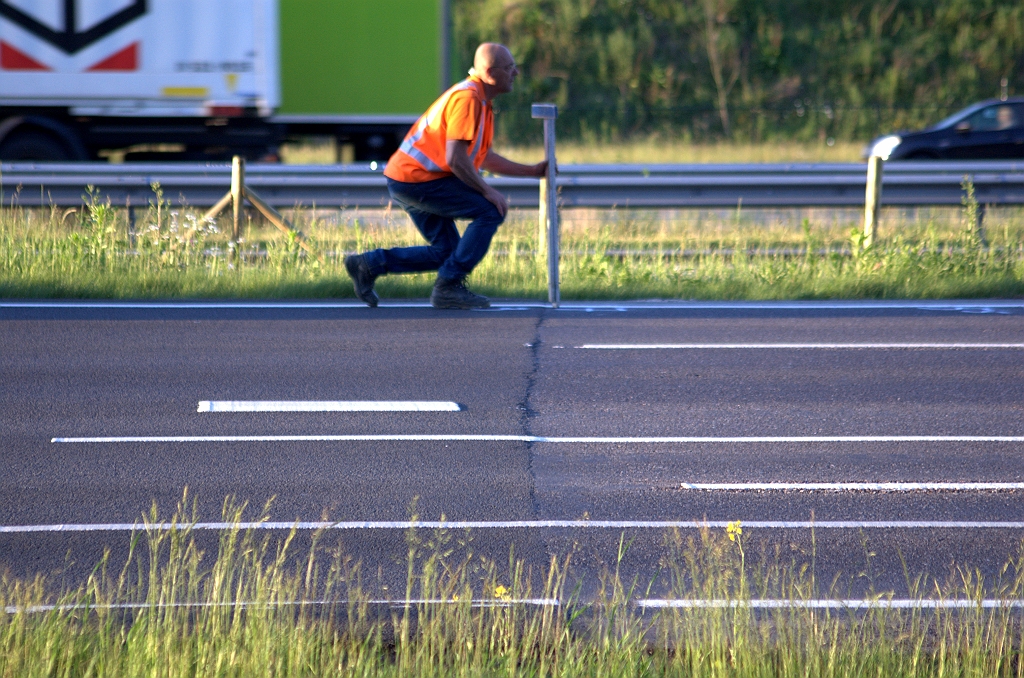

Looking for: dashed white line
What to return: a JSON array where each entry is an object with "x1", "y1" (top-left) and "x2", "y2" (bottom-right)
[
  {"x1": 5, "y1": 520, "x2": 1024, "y2": 533},
  {"x1": 577, "y1": 343, "x2": 1024, "y2": 349},
  {"x1": 197, "y1": 401, "x2": 462, "y2": 412},
  {"x1": 0, "y1": 301, "x2": 435, "y2": 309},
  {"x1": 679, "y1": 482, "x2": 1024, "y2": 491},
  {"x1": 50, "y1": 434, "x2": 1024, "y2": 443},
  {"x1": 637, "y1": 599, "x2": 1024, "y2": 610}
]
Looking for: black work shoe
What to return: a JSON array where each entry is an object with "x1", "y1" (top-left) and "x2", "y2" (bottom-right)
[
  {"x1": 344, "y1": 254, "x2": 379, "y2": 308},
  {"x1": 430, "y1": 278, "x2": 490, "y2": 309}
]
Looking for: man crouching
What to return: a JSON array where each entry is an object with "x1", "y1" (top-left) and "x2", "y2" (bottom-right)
[{"x1": 344, "y1": 43, "x2": 547, "y2": 309}]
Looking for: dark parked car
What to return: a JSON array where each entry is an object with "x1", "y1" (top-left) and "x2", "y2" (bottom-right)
[{"x1": 865, "y1": 98, "x2": 1024, "y2": 160}]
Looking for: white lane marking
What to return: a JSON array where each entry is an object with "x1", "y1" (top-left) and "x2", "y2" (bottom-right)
[
  {"x1": 5, "y1": 598, "x2": 560, "y2": 614},
  {"x1": 0, "y1": 301, "x2": 434, "y2": 309},
  {"x1": 6, "y1": 520, "x2": 1024, "y2": 533},
  {"x1": 638, "y1": 599, "x2": 1024, "y2": 610},
  {"x1": 50, "y1": 435, "x2": 1024, "y2": 443},
  {"x1": 578, "y1": 343, "x2": 1024, "y2": 349},
  {"x1": 197, "y1": 401, "x2": 462, "y2": 412},
  {"x1": 3, "y1": 300, "x2": 1022, "y2": 310},
  {"x1": 680, "y1": 482, "x2": 1024, "y2": 491}
]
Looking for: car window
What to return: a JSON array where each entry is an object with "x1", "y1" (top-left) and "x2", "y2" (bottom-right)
[
  {"x1": 934, "y1": 102, "x2": 988, "y2": 129},
  {"x1": 966, "y1": 104, "x2": 1024, "y2": 131}
]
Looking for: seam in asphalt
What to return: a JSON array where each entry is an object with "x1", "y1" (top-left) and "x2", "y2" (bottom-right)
[{"x1": 519, "y1": 310, "x2": 546, "y2": 520}]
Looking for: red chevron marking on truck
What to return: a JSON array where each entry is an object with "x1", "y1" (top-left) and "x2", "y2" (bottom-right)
[
  {"x1": 0, "y1": 41, "x2": 50, "y2": 70},
  {"x1": 86, "y1": 42, "x2": 138, "y2": 71}
]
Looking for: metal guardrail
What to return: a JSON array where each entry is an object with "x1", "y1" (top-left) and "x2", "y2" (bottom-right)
[{"x1": 2, "y1": 161, "x2": 1024, "y2": 209}]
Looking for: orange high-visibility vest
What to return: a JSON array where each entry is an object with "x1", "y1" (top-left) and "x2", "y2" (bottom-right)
[{"x1": 384, "y1": 77, "x2": 494, "y2": 183}]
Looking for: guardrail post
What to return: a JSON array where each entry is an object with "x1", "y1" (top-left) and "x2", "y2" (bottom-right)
[
  {"x1": 531, "y1": 103, "x2": 559, "y2": 307},
  {"x1": 863, "y1": 155, "x2": 883, "y2": 248},
  {"x1": 230, "y1": 155, "x2": 244, "y2": 251}
]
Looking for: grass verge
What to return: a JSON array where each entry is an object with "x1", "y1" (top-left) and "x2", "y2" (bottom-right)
[
  {"x1": 281, "y1": 139, "x2": 866, "y2": 165},
  {"x1": 4, "y1": 498, "x2": 1024, "y2": 676},
  {"x1": 2, "y1": 187, "x2": 1023, "y2": 300}
]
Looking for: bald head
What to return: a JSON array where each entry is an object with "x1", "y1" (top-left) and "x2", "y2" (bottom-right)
[
  {"x1": 474, "y1": 43, "x2": 511, "y2": 73},
  {"x1": 472, "y1": 43, "x2": 518, "y2": 100}
]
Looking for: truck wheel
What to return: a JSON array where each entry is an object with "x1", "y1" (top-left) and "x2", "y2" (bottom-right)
[{"x1": 0, "y1": 131, "x2": 72, "y2": 161}]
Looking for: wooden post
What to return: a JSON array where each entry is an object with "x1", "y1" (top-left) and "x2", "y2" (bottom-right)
[
  {"x1": 231, "y1": 155, "x2": 244, "y2": 248},
  {"x1": 531, "y1": 103, "x2": 559, "y2": 307},
  {"x1": 199, "y1": 155, "x2": 322, "y2": 263},
  {"x1": 863, "y1": 155, "x2": 883, "y2": 249}
]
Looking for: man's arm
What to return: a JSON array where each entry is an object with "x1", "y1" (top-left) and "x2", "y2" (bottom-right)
[
  {"x1": 446, "y1": 141, "x2": 550, "y2": 217},
  {"x1": 446, "y1": 139, "x2": 511, "y2": 217},
  {"x1": 482, "y1": 152, "x2": 547, "y2": 178}
]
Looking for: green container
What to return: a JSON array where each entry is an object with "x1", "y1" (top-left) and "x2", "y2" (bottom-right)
[{"x1": 278, "y1": 0, "x2": 448, "y2": 115}]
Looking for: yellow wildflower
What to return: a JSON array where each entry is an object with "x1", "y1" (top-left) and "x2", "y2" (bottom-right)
[{"x1": 726, "y1": 520, "x2": 743, "y2": 542}]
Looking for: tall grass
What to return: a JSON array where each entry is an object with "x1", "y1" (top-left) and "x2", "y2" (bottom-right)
[
  {"x1": 2, "y1": 183, "x2": 1023, "y2": 299},
  {"x1": 4, "y1": 498, "x2": 1024, "y2": 676}
]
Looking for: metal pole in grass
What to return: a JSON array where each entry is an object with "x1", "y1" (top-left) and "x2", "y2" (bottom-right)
[
  {"x1": 531, "y1": 103, "x2": 559, "y2": 307},
  {"x1": 863, "y1": 155, "x2": 883, "y2": 248}
]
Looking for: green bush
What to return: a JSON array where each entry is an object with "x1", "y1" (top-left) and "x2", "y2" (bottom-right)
[{"x1": 453, "y1": 0, "x2": 1024, "y2": 144}]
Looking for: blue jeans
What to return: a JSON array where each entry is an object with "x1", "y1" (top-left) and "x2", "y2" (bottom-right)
[{"x1": 362, "y1": 176, "x2": 505, "y2": 281}]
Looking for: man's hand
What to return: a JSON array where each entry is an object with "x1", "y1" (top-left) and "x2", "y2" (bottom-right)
[{"x1": 483, "y1": 186, "x2": 509, "y2": 217}]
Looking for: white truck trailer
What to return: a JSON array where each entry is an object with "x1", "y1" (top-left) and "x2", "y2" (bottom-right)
[{"x1": 0, "y1": 0, "x2": 449, "y2": 161}]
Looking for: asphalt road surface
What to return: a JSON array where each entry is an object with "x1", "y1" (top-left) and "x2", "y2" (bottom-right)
[{"x1": 2, "y1": 298, "x2": 1024, "y2": 602}]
